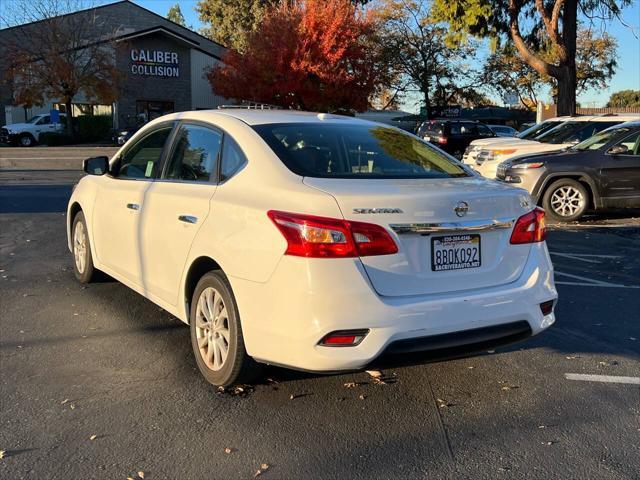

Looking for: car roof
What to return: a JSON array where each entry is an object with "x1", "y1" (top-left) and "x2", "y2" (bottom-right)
[{"x1": 170, "y1": 109, "x2": 376, "y2": 127}]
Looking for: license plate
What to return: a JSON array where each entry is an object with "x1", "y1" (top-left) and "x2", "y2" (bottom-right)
[{"x1": 431, "y1": 234, "x2": 481, "y2": 271}]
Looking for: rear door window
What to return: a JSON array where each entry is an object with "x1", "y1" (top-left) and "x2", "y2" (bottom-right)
[
  {"x1": 220, "y1": 135, "x2": 247, "y2": 181},
  {"x1": 163, "y1": 124, "x2": 222, "y2": 182}
]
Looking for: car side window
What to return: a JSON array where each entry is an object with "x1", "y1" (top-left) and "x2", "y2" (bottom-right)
[
  {"x1": 164, "y1": 124, "x2": 222, "y2": 182},
  {"x1": 612, "y1": 132, "x2": 640, "y2": 155},
  {"x1": 117, "y1": 127, "x2": 173, "y2": 179},
  {"x1": 37, "y1": 116, "x2": 50, "y2": 125},
  {"x1": 221, "y1": 135, "x2": 248, "y2": 182},
  {"x1": 449, "y1": 122, "x2": 461, "y2": 135}
]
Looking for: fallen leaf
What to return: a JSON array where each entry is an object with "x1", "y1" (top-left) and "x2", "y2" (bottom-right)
[
  {"x1": 89, "y1": 435, "x2": 97, "y2": 441},
  {"x1": 501, "y1": 385, "x2": 519, "y2": 391},
  {"x1": 358, "y1": 394, "x2": 366, "y2": 400},
  {"x1": 138, "y1": 471, "x2": 145, "y2": 479},
  {"x1": 565, "y1": 356, "x2": 579, "y2": 360},
  {"x1": 61, "y1": 399, "x2": 69, "y2": 405},
  {"x1": 365, "y1": 370, "x2": 382, "y2": 379},
  {"x1": 343, "y1": 382, "x2": 357, "y2": 388},
  {"x1": 70, "y1": 404, "x2": 76, "y2": 410},
  {"x1": 261, "y1": 464, "x2": 269, "y2": 470},
  {"x1": 0, "y1": 450, "x2": 5, "y2": 459},
  {"x1": 127, "y1": 477, "x2": 135, "y2": 480},
  {"x1": 542, "y1": 441, "x2": 557, "y2": 446},
  {"x1": 254, "y1": 471, "x2": 262, "y2": 478}
]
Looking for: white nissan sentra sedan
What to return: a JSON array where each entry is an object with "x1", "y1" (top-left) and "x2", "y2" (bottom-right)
[{"x1": 67, "y1": 109, "x2": 557, "y2": 386}]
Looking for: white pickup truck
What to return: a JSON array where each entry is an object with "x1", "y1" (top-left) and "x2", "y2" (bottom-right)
[{"x1": 0, "y1": 113, "x2": 67, "y2": 147}]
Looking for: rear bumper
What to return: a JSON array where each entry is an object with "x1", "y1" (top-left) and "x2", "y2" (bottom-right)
[{"x1": 230, "y1": 242, "x2": 557, "y2": 372}]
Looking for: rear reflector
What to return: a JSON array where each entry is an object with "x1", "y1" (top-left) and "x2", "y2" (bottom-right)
[
  {"x1": 540, "y1": 300, "x2": 554, "y2": 316},
  {"x1": 510, "y1": 207, "x2": 546, "y2": 244},
  {"x1": 319, "y1": 329, "x2": 369, "y2": 347},
  {"x1": 268, "y1": 210, "x2": 398, "y2": 258}
]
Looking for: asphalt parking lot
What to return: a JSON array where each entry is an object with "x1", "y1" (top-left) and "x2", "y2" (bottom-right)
[{"x1": 1, "y1": 147, "x2": 639, "y2": 480}]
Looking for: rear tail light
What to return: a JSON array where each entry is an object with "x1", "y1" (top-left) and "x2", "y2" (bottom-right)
[
  {"x1": 436, "y1": 136, "x2": 447, "y2": 145},
  {"x1": 540, "y1": 300, "x2": 554, "y2": 316},
  {"x1": 510, "y1": 207, "x2": 546, "y2": 244},
  {"x1": 268, "y1": 211, "x2": 398, "y2": 258},
  {"x1": 319, "y1": 329, "x2": 369, "y2": 347}
]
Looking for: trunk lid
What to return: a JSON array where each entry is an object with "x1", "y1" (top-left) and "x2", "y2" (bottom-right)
[{"x1": 304, "y1": 177, "x2": 534, "y2": 297}]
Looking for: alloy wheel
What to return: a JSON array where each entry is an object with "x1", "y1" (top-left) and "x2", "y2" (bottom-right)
[
  {"x1": 550, "y1": 186, "x2": 585, "y2": 217},
  {"x1": 73, "y1": 221, "x2": 87, "y2": 274},
  {"x1": 194, "y1": 287, "x2": 230, "y2": 371}
]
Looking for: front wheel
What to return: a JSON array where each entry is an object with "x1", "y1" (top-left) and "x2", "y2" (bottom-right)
[
  {"x1": 542, "y1": 179, "x2": 589, "y2": 222},
  {"x1": 190, "y1": 271, "x2": 260, "y2": 387},
  {"x1": 19, "y1": 133, "x2": 35, "y2": 147},
  {"x1": 72, "y1": 211, "x2": 97, "y2": 283}
]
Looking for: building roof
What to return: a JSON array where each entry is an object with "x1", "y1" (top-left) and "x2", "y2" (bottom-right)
[{"x1": 0, "y1": 0, "x2": 226, "y2": 59}]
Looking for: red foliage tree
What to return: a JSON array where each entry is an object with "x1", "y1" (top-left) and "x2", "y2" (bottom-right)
[{"x1": 208, "y1": 0, "x2": 383, "y2": 112}]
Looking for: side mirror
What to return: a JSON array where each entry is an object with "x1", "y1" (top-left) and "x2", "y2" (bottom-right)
[
  {"x1": 83, "y1": 156, "x2": 109, "y2": 175},
  {"x1": 607, "y1": 145, "x2": 628, "y2": 155}
]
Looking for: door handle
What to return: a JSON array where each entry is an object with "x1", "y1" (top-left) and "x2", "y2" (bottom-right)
[
  {"x1": 126, "y1": 203, "x2": 140, "y2": 211},
  {"x1": 178, "y1": 215, "x2": 198, "y2": 224}
]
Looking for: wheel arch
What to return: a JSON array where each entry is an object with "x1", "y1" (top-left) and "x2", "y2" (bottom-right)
[
  {"x1": 537, "y1": 173, "x2": 599, "y2": 209},
  {"x1": 183, "y1": 256, "x2": 223, "y2": 324}
]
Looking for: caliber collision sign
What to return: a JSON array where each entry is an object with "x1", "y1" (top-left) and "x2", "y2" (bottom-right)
[{"x1": 130, "y1": 49, "x2": 179, "y2": 77}]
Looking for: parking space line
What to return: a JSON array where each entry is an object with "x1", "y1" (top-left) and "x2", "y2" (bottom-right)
[
  {"x1": 550, "y1": 252, "x2": 622, "y2": 264},
  {"x1": 565, "y1": 373, "x2": 640, "y2": 385},
  {"x1": 554, "y1": 271, "x2": 640, "y2": 289}
]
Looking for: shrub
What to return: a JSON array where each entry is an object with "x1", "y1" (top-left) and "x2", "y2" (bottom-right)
[
  {"x1": 40, "y1": 132, "x2": 73, "y2": 146},
  {"x1": 75, "y1": 114, "x2": 113, "y2": 143}
]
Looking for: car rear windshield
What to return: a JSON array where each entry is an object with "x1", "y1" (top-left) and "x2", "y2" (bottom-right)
[{"x1": 253, "y1": 123, "x2": 470, "y2": 179}]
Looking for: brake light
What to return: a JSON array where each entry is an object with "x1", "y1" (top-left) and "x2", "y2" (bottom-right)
[
  {"x1": 510, "y1": 207, "x2": 546, "y2": 244},
  {"x1": 268, "y1": 210, "x2": 398, "y2": 258},
  {"x1": 436, "y1": 136, "x2": 447, "y2": 145}
]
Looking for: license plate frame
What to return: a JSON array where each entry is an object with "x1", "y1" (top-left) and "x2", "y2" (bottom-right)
[{"x1": 431, "y1": 234, "x2": 481, "y2": 272}]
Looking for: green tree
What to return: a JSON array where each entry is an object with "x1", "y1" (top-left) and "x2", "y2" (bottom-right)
[
  {"x1": 166, "y1": 3, "x2": 187, "y2": 27},
  {"x1": 606, "y1": 90, "x2": 640, "y2": 108},
  {"x1": 431, "y1": 0, "x2": 631, "y2": 116},
  {"x1": 375, "y1": 0, "x2": 484, "y2": 111},
  {"x1": 197, "y1": 0, "x2": 371, "y2": 52},
  {"x1": 484, "y1": 28, "x2": 617, "y2": 108}
]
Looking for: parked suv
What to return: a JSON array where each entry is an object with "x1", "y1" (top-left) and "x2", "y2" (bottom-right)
[
  {"x1": 496, "y1": 121, "x2": 640, "y2": 221},
  {"x1": 416, "y1": 120, "x2": 496, "y2": 158},
  {"x1": 0, "y1": 113, "x2": 67, "y2": 146},
  {"x1": 468, "y1": 114, "x2": 640, "y2": 179},
  {"x1": 462, "y1": 117, "x2": 572, "y2": 165}
]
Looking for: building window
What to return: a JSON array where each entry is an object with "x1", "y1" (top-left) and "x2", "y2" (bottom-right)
[{"x1": 136, "y1": 101, "x2": 175, "y2": 122}]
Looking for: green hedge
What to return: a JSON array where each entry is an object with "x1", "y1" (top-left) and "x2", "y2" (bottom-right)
[
  {"x1": 40, "y1": 132, "x2": 73, "y2": 146},
  {"x1": 41, "y1": 114, "x2": 113, "y2": 145},
  {"x1": 75, "y1": 114, "x2": 112, "y2": 142}
]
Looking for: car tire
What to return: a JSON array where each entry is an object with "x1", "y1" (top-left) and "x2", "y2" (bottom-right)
[
  {"x1": 190, "y1": 271, "x2": 260, "y2": 387},
  {"x1": 72, "y1": 211, "x2": 97, "y2": 283},
  {"x1": 542, "y1": 179, "x2": 589, "y2": 222},
  {"x1": 19, "y1": 133, "x2": 35, "y2": 147}
]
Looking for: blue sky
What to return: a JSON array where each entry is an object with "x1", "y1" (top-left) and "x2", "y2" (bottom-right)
[
  {"x1": 1, "y1": 0, "x2": 637, "y2": 110},
  {"x1": 134, "y1": 0, "x2": 640, "y2": 110}
]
